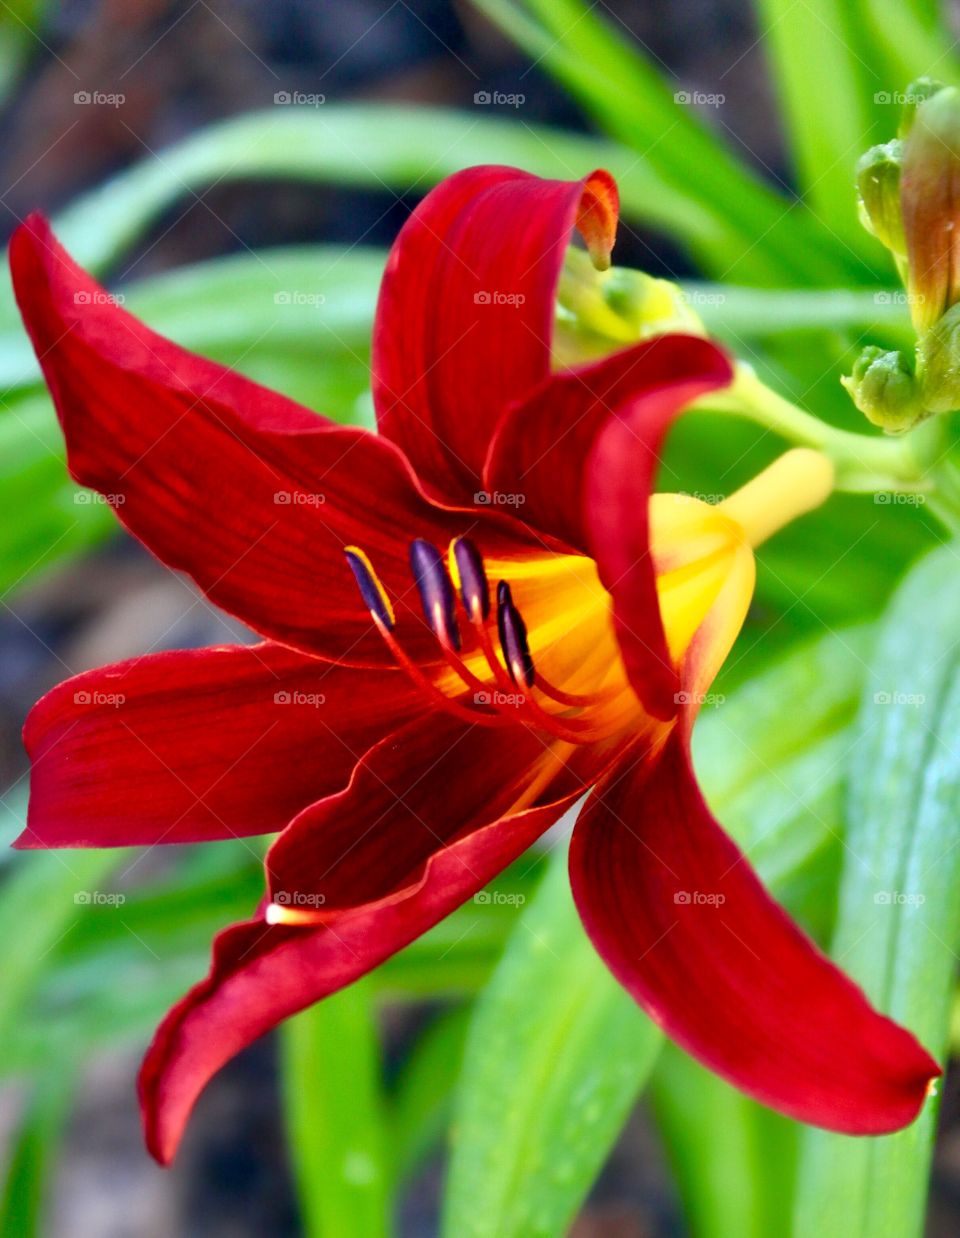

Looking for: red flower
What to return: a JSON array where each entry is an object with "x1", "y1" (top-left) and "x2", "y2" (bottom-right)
[{"x1": 10, "y1": 166, "x2": 938, "y2": 1166}]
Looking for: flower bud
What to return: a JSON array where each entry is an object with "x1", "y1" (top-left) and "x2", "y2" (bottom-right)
[
  {"x1": 856, "y1": 141, "x2": 905, "y2": 262},
  {"x1": 901, "y1": 85, "x2": 960, "y2": 333},
  {"x1": 554, "y1": 248, "x2": 702, "y2": 366},
  {"x1": 841, "y1": 346, "x2": 927, "y2": 433}
]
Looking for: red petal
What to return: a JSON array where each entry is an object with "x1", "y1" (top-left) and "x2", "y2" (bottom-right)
[
  {"x1": 569, "y1": 732, "x2": 940, "y2": 1133},
  {"x1": 484, "y1": 334, "x2": 731, "y2": 553},
  {"x1": 20, "y1": 644, "x2": 423, "y2": 848},
  {"x1": 9, "y1": 216, "x2": 524, "y2": 667},
  {"x1": 486, "y1": 335, "x2": 733, "y2": 718},
  {"x1": 264, "y1": 711, "x2": 604, "y2": 913},
  {"x1": 373, "y1": 166, "x2": 618, "y2": 502},
  {"x1": 139, "y1": 713, "x2": 609, "y2": 1165}
]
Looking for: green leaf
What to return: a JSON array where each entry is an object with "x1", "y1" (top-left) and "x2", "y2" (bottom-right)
[
  {"x1": 41, "y1": 107, "x2": 711, "y2": 291},
  {"x1": 857, "y1": 0, "x2": 959, "y2": 97},
  {"x1": 0, "y1": 848, "x2": 126, "y2": 1055},
  {"x1": 281, "y1": 982, "x2": 390, "y2": 1238},
  {"x1": 469, "y1": 0, "x2": 865, "y2": 284},
  {"x1": 651, "y1": 1042, "x2": 796, "y2": 1238},
  {"x1": 794, "y1": 544, "x2": 960, "y2": 1237},
  {"x1": 685, "y1": 284, "x2": 913, "y2": 344},
  {"x1": 442, "y1": 849, "x2": 662, "y2": 1238},
  {"x1": 754, "y1": 0, "x2": 877, "y2": 248},
  {"x1": 389, "y1": 1004, "x2": 472, "y2": 1188},
  {"x1": 0, "y1": 1057, "x2": 76, "y2": 1238}
]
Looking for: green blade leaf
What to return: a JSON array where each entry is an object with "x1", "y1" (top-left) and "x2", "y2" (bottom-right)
[
  {"x1": 388, "y1": 1004, "x2": 472, "y2": 1189},
  {"x1": 794, "y1": 544, "x2": 960, "y2": 1237},
  {"x1": 857, "y1": 0, "x2": 959, "y2": 98},
  {"x1": 754, "y1": 0, "x2": 877, "y2": 248},
  {"x1": 0, "y1": 1057, "x2": 76, "y2": 1238},
  {"x1": 469, "y1": 0, "x2": 866, "y2": 284},
  {"x1": 41, "y1": 106, "x2": 712, "y2": 291},
  {"x1": 442, "y1": 848, "x2": 662, "y2": 1238},
  {"x1": 281, "y1": 982, "x2": 390, "y2": 1238},
  {"x1": 651, "y1": 1042, "x2": 797, "y2": 1238},
  {"x1": 0, "y1": 847, "x2": 126, "y2": 1055}
]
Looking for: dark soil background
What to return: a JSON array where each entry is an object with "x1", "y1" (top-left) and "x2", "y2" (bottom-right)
[{"x1": 0, "y1": 2, "x2": 958, "y2": 1235}]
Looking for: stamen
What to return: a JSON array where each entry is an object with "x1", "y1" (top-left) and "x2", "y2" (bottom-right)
[
  {"x1": 376, "y1": 622, "x2": 507, "y2": 728},
  {"x1": 343, "y1": 543, "x2": 624, "y2": 746},
  {"x1": 450, "y1": 537, "x2": 491, "y2": 622},
  {"x1": 458, "y1": 554, "x2": 616, "y2": 718},
  {"x1": 345, "y1": 546, "x2": 395, "y2": 629},
  {"x1": 496, "y1": 581, "x2": 536, "y2": 688},
  {"x1": 344, "y1": 543, "x2": 502, "y2": 727},
  {"x1": 410, "y1": 539, "x2": 461, "y2": 651}
]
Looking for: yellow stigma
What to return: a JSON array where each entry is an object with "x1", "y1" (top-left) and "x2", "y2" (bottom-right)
[{"x1": 718, "y1": 449, "x2": 835, "y2": 549}]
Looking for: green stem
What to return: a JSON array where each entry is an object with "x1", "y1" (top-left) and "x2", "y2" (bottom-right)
[{"x1": 701, "y1": 365, "x2": 938, "y2": 493}]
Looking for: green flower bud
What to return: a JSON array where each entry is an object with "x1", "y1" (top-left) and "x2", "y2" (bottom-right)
[
  {"x1": 856, "y1": 141, "x2": 905, "y2": 260},
  {"x1": 842, "y1": 346, "x2": 928, "y2": 433},
  {"x1": 554, "y1": 248, "x2": 702, "y2": 366},
  {"x1": 918, "y1": 301, "x2": 960, "y2": 413}
]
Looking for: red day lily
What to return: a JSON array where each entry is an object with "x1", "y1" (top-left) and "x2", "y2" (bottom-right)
[{"x1": 10, "y1": 165, "x2": 938, "y2": 1165}]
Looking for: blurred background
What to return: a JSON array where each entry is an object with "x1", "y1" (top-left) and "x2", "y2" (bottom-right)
[{"x1": 2, "y1": 1, "x2": 960, "y2": 1235}]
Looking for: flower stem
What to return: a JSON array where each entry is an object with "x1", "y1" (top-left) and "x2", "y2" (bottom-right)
[{"x1": 699, "y1": 364, "x2": 938, "y2": 494}]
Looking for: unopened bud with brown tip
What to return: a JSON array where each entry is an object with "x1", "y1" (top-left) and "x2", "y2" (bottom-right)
[{"x1": 901, "y1": 86, "x2": 960, "y2": 334}]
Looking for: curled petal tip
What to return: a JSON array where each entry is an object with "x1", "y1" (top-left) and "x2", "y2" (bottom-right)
[{"x1": 577, "y1": 169, "x2": 619, "y2": 271}]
